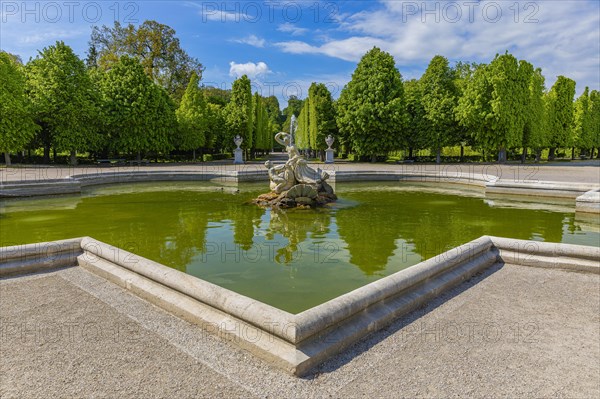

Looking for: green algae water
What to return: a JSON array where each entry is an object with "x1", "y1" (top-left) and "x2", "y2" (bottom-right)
[{"x1": 1, "y1": 182, "x2": 599, "y2": 313}]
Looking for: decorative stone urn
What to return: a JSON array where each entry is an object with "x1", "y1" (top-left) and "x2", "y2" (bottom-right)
[
  {"x1": 325, "y1": 135, "x2": 335, "y2": 164},
  {"x1": 233, "y1": 135, "x2": 244, "y2": 164}
]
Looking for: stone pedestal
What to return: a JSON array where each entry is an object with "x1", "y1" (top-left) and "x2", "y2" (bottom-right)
[
  {"x1": 234, "y1": 148, "x2": 244, "y2": 164},
  {"x1": 325, "y1": 149, "x2": 334, "y2": 164}
]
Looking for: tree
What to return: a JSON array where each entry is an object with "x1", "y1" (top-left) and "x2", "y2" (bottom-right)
[
  {"x1": 26, "y1": 41, "x2": 100, "y2": 165},
  {"x1": 337, "y1": 47, "x2": 407, "y2": 162},
  {"x1": 573, "y1": 87, "x2": 592, "y2": 157},
  {"x1": 176, "y1": 71, "x2": 207, "y2": 159},
  {"x1": 225, "y1": 75, "x2": 253, "y2": 152},
  {"x1": 545, "y1": 76, "x2": 576, "y2": 160},
  {"x1": 206, "y1": 103, "x2": 227, "y2": 151},
  {"x1": 0, "y1": 52, "x2": 38, "y2": 165},
  {"x1": 588, "y1": 90, "x2": 600, "y2": 158},
  {"x1": 252, "y1": 93, "x2": 271, "y2": 152},
  {"x1": 99, "y1": 55, "x2": 176, "y2": 159},
  {"x1": 521, "y1": 67, "x2": 546, "y2": 162},
  {"x1": 402, "y1": 79, "x2": 428, "y2": 159},
  {"x1": 296, "y1": 101, "x2": 310, "y2": 150},
  {"x1": 281, "y1": 95, "x2": 303, "y2": 133},
  {"x1": 91, "y1": 20, "x2": 203, "y2": 102},
  {"x1": 456, "y1": 53, "x2": 530, "y2": 162},
  {"x1": 420, "y1": 55, "x2": 459, "y2": 163},
  {"x1": 307, "y1": 83, "x2": 337, "y2": 158}
]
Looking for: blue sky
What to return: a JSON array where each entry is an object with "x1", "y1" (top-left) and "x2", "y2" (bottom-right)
[{"x1": 1, "y1": 1, "x2": 599, "y2": 107}]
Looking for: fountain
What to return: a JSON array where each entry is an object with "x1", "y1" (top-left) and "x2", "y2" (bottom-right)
[{"x1": 254, "y1": 116, "x2": 337, "y2": 208}]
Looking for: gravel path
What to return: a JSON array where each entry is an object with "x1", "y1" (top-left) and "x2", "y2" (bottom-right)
[{"x1": 1, "y1": 264, "x2": 598, "y2": 398}]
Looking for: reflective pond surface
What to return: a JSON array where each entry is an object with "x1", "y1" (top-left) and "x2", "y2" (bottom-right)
[{"x1": 2, "y1": 182, "x2": 598, "y2": 313}]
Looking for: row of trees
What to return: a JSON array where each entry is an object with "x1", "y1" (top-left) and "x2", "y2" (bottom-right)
[
  {"x1": 1, "y1": 21, "x2": 284, "y2": 165},
  {"x1": 331, "y1": 49, "x2": 598, "y2": 163},
  {"x1": 1, "y1": 20, "x2": 599, "y2": 165}
]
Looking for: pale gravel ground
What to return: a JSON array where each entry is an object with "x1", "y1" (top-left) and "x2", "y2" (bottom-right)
[
  {"x1": 1, "y1": 159, "x2": 599, "y2": 184},
  {"x1": 1, "y1": 264, "x2": 598, "y2": 398}
]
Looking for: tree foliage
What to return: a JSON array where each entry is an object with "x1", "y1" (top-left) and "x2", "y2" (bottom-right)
[
  {"x1": 99, "y1": 55, "x2": 176, "y2": 156},
  {"x1": 308, "y1": 83, "x2": 337, "y2": 151},
  {"x1": 0, "y1": 52, "x2": 38, "y2": 164},
  {"x1": 225, "y1": 75, "x2": 253, "y2": 149},
  {"x1": 420, "y1": 55, "x2": 459, "y2": 161},
  {"x1": 545, "y1": 76, "x2": 576, "y2": 151},
  {"x1": 25, "y1": 41, "x2": 100, "y2": 164},
  {"x1": 456, "y1": 53, "x2": 531, "y2": 161},
  {"x1": 91, "y1": 20, "x2": 203, "y2": 101},
  {"x1": 402, "y1": 79, "x2": 428, "y2": 153},
  {"x1": 337, "y1": 47, "x2": 406, "y2": 160},
  {"x1": 176, "y1": 71, "x2": 207, "y2": 151}
]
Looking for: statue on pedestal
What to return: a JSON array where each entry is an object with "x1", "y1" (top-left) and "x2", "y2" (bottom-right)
[{"x1": 254, "y1": 120, "x2": 336, "y2": 208}]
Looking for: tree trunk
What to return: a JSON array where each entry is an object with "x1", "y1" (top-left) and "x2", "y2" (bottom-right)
[
  {"x1": 597, "y1": 147, "x2": 600, "y2": 159},
  {"x1": 548, "y1": 147, "x2": 556, "y2": 161},
  {"x1": 43, "y1": 145, "x2": 50, "y2": 163},
  {"x1": 460, "y1": 146, "x2": 464, "y2": 163},
  {"x1": 498, "y1": 148, "x2": 507, "y2": 163},
  {"x1": 571, "y1": 147, "x2": 575, "y2": 160},
  {"x1": 534, "y1": 149, "x2": 542, "y2": 163},
  {"x1": 53, "y1": 148, "x2": 57, "y2": 163},
  {"x1": 436, "y1": 148, "x2": 441, "y2": 164},
  {"x1": 69, "y1": 150, "x2": 77, "y2": 166},
  {"x1": 371, "y1": 154, "x2": 377, "y2": 163},
  {"x1": 590, "y1": 148, "x2": 595, "y2": 159},
  {"x1": 193, "y1": 149, "x2": 196, "y2": 161},
  {"x1": 4, "y1": 153, "x2": 11, "y2": 166},
  {"x1": 408, "y1": 147, "x2": 413, "y2": 160},
  {"x1": 521, "y1": 147, "x2": 528, "y2": 164},
  {"x1": 137, "y1": 151, "x2": 141, "y2": 162}
]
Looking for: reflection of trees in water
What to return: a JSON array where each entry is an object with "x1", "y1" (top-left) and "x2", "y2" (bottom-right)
[
  {"x1": 336, "y1": 191, "x2": 568, "y2": 274},
  {"x1": 74, "y1": 191, "x2": 212, "y2": 271},
  {"x1": 265, "y1": 209, "x2": 331, "y2": 264}
]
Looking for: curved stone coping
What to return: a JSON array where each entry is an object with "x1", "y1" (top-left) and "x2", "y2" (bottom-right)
[
  {"x1": 3, "y1": 167, "x2": 597, "y2": 205},
  {"x1": 576, "y1": 189, "x2": 600, "y2": 214},
  {"x1": 0, "y1": 238, "x2": 83, "y2": 276},
  {"x1": 1, "y1": 235, "x2": 598, "y2": 376},
  {"x1": 294, "y1": 236, "x2": 495, "y2": 343},
  {"x1": 78, "y1": 237, "x2": 295, "y2": 341}
]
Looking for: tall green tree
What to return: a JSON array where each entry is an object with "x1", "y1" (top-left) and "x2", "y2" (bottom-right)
[
  {"x1": 573, "y1": 87, "x2": 592, "y2": 156},
  {"x1": 206, "y1": 103, "x2": 227, "y2": 151},
  {"x1": 176, "y1": 71, "x2": 207, "y2": 159},
  {"x1": 91, "y1": 20, "x2": 203, "y2": 101},
  {"x1": 456, "y1": 53, "x2": 530, "y2": 162},
  {"x1": 307, "y1": 83, "x2": 337, "y2": 157},
  {"x1": 452, "y1": 61, "x2": 482, "y2": 161},
  {"x1": 420, "y1": 55, "x2": 459, "y2": 163},
  {"x1": 252, "y1": 93, "x2": 271, "y2": 152},
  {"x1": 545, "y1": 76, "x2": 576, "y2": 160},
  {"x1": 588, "y1": 90, "x2": 600, "y2": 158},
  {"x1": 337, "y1": 47, "x2": 407, "y2": 162},
  {"x1": 225, "y1": 75, "x2": 253, "y2": 152},
  {"x1": 402, "y1": 79, "x2": 427, "y2": 159},
  {"x1": 281, "y1": 95, "x2": 303, "y2": 133},
  {"x1": 99, "y1": 55, "x2": 176, "y2": 159},
  {"x1": 0, "y1": 52, "x2": 38, "y2": 165},
  {"x1": 26, "y1": 41, "x2": 99, "y2": 165},
  {"x1": 521, "y1": 67, "x2": 546, "y2": 162},
  {"x1": 296, "y1": 101, "x2": 310, "y2": 150}
]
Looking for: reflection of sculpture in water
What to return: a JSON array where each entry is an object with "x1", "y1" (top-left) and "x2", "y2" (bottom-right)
[
  {"x1": 255, "y1": 131, "x2": 337, "y2": 208},
  {"x1": 266, "y1": 208, "x2": 331, "y2": 264}
]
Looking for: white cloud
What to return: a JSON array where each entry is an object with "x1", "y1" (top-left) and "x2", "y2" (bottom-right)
[
  {"x1": 232, "y1": 35, "x2": 266, "y2": 48},
  {"x1": 275, "y1": 37, "x2": 387, "y2": 62},
  {"x1": 277, "y1": 23, "x2": 309, "y2": 36},
  {"x1": 273, "y1": 1, "x2": 600, "y2": 93},
  {"x1": 229, "y1": 61, "x2": 271, "y2": 79}
]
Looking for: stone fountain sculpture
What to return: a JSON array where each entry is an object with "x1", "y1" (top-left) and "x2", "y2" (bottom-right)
[{"x1": 254, "y1": 116, "x2": 336, "y2": 208}]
